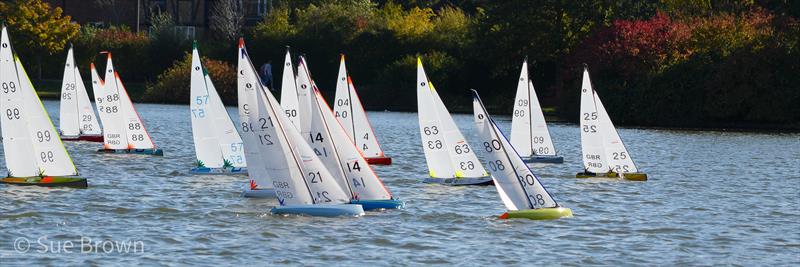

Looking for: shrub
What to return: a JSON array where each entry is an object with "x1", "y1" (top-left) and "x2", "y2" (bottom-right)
[
  {"x1": 73, "y1": 25, "x2": 151, "y2": 81},
  {"x1": 142, "y1": 53, "x2": 236, "y2": 105}
]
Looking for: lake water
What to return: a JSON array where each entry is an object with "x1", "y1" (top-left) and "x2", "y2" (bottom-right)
[{"x1": 1, "y1": 100, "x2": 798, "y2": 265}]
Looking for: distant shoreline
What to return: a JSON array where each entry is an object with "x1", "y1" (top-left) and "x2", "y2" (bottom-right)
[{"x1": 37, "y1": 89, "x2": 799, "y2": 133}]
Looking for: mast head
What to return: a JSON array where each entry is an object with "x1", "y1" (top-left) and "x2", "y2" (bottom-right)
[
  {"x1": 192, "y1": 40, "x2": 197, "y2": 49},
  {"x1": 238, "y1": 37, "x2": 244, "y2": 48},
  {"x1": 582, "y1": 63, "x2": 588, "y2": 70}
]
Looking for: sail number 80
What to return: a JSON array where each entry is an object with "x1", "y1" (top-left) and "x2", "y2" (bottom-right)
[{"x1": 483, "y1": 140, "x2": 501, "y2": 152}]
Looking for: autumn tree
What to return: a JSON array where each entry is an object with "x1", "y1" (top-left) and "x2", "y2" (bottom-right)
[{"x1": 0, "y1": 0, "x2": 80, "y2": 79}]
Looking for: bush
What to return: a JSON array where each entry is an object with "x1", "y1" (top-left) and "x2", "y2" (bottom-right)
[
  {"x1": 142, "y1": 53, "x2": 237, "y2": 105},
  {"x1": 73, "y1": 25, "x2": 151, "y2": 81},
  {"x1": 559, "y1": 8, "x2": 799, "y2": 127}
]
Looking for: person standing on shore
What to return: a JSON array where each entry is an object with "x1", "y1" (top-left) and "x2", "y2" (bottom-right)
[{"x1": 260, "y1": 61, "x2": 273, "y2": 90}]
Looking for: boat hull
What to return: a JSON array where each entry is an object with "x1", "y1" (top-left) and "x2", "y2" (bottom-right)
[
  {"x1": 0, "y1": 176, "x2": 87, "y2": 188},
  {"x1": 365, "y1": 156, "x2": 392, "y2": 165},
  {"x1": 575, "y1": 171, "x2": 618, "y2": 178},
  {"x1": 499, "y1": 207, "x2": 573, "y2": 220},
  {"x1": 271, "y1": 204, "x2": 365, "y2": 217},
  {"x1": 576, "y1": 171, "x2": 646, "y2": 181},
  {"x1": 350, "y1": 199, "x2": 404, "y2": 210},
  {"x1": 240, "y1": 188, "x2": 276, "y2": 198},
  {"x1": 423, "y1": 176, "x2": 494, "y2": 186},
  {"x1": 97, "y1": 148, "x2": 164, "y2": 156},
  {"x1": 61, "y1": 134, "x2": 104, "y2": 142},
  {"x1": 522, "y1": 155, "x2": 564, "y2": 164},
  {"x1": 189, "y1": 167, "x2": 248, "y2": 175},
  {"x1": 621, "y1": 172, "x2": 648, "y2": 181}
]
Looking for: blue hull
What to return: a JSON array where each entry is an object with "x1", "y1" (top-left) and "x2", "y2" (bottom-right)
[
  {"x1": 190, "y1": 167, "x2": 248, "y2": 175},
  {"x1": 240, "y1": 188, "x2": 276, "y2": 198},
  {"x1": 271, "y1": 204, "x2": 365, "y2": 217},
  {"x1": 350, "y1": 199, "x2": 404, "y2": 210},
  {"x1": 522, "y1": 155, "x2": 564, "y2": 164},
  {"x1": 97, "y1": 148, "x2": 164, "y2": 156},
  {"x1": 423, "y1": 176, "x2": 494, "y2": 186}
]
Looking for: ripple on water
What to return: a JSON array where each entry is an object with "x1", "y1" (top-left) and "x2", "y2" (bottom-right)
[{"x1": 0, "y1": 102, "x2": 798, "y2": 265}]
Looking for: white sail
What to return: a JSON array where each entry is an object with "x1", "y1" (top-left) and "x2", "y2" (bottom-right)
[
  {"x1": 296, "y1": 63, "x2": 351, "y2": 195},
  {"x1": 235, "y1": 45, "x2": 272, "y2": 191},
  {"x1": 190, "y1": 46, "x2": 224, "y2": 167},
  {"x1": 74, "y1": 63, "x2": 101, "y2": 135},
  {"x1": 332, "y1": 56, "x2": 385, "y2": 157},
  {"x1": 510, "y1": 60, "x2": 556, "y2": 157},
  {"x1": 579, "y1": 68, "x2": 607, "y2": 173},
  {"x1": 417, "y1": 58, "x2": 486, "y2": 178},
  {"x1": 115, "y1": 73, "x2": 154, "y2": 149},
  {"x1": 279, "y1": 49, "x2": 299, "y2": 129},
  {"x1": 58, "y1": 47, "x2": 80, "y2": 136},
  {"x1": 95, "y1": 55, "x2": 127, "y2": 149},
  {"x1": 206, "y1": 76, "x2": 246, "y2": 167},
  {"x1": 594, "y1": 91, "x2": 638, "y2": 173},
  {"x1": 473, "y1": 90, "x2": 557, "y2": 210},
  {"x1": 237, "y1": 41, "x2": 348, "y2": 205},
  {"x1": 293, "y1": 57, "x2": 313, "y2": 132},
  {"x1": 0, "y1": 27, "x2": 77, "y2": 177},
  {"x1": 314, "y1": 87, "x2": 392, "y2": 200}
]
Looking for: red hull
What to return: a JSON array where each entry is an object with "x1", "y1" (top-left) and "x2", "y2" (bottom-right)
[
  {"x1": 61, "y1": 135, "x2": 104, "y2": 143},
  {"x1": 365, "y1": 156, "x2": 392, "y2": 165}
]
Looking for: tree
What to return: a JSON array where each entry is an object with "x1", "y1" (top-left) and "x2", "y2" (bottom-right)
[
  {"x1": 210, "y1": 0, "x2": 244, "y2": 42},
  {"x1": 0, "y1": 0, "x2": 80, "y2": 79}
]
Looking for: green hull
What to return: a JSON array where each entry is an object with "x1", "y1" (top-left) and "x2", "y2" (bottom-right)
[
  {"x1": 499, "y1": 208, "x2": 573, "y2": 220},
  {"x1": 1, "y1": 176, "x2": 88, "y2": 188}
]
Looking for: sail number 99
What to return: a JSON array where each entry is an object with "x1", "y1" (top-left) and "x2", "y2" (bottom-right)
[
  {"x1": 5, "y1": 108, "x2": 20, "y2": 120},
  {"x1": 2, "y1": 81, "x2": 17, "y2": 93}
]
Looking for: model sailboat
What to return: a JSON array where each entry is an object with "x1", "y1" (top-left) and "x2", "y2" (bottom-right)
[
  {"x1": 0, "y1": 26, "x2": 87, "y2": 188},
  {"x1": 577, "y1": 66, "x2": 647, "y2": 181},
  {"x1": 510, "y1": 59, "x2": 562, "y2": 163},
  {"x1": 279, "y1": 48, "x2": 300, "y2": 130},
  {"x1": 238, "y1": 39, "x2": 362, "y2": 216},
  {"x1": 189, "y1": 42, "x2": 247, "y2": 174},
  {"x1": 333, "y1": 55, "x2": 391, "y2": 165},
  {"x1": 58, "y1": 45, "x2": 103, "y2": 142},
  {"x1": 294, "y1": 57, "x2": 402, "y2": 210},
  {"x1": 417, "y1": 58, "x2": 491, "y2": 186},
  {"x1": 472, "y1": 89, "x2": 571, "y2": 220},
  {"x1": 91, "y1": 53, "x2": 162, "y2": 156}
]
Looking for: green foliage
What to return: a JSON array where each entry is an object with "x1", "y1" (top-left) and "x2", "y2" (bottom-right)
[
  {"x1": 251, "y1": 6, "x2": 296, "y2": 42},
  {"x1": 73, "y1": 25, "x2": 151, "y2": 81},
  {"x1": 143, "y1": 52, "x2": 237, "y2": 105},
  {"x1": 0, "y1": 0, "x2": 79, "y2": 55},
  {"x1": 561, "y1": 7, "x2": 799, "y2": 127}
]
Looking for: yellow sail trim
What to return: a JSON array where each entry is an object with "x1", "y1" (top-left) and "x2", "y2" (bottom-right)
[
  {"x1": 15, "y1": 55, "x2": 78, "y2": 175},
  {"x1": 429, "y1": 170, "x2": 436, "y2": 178}
]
